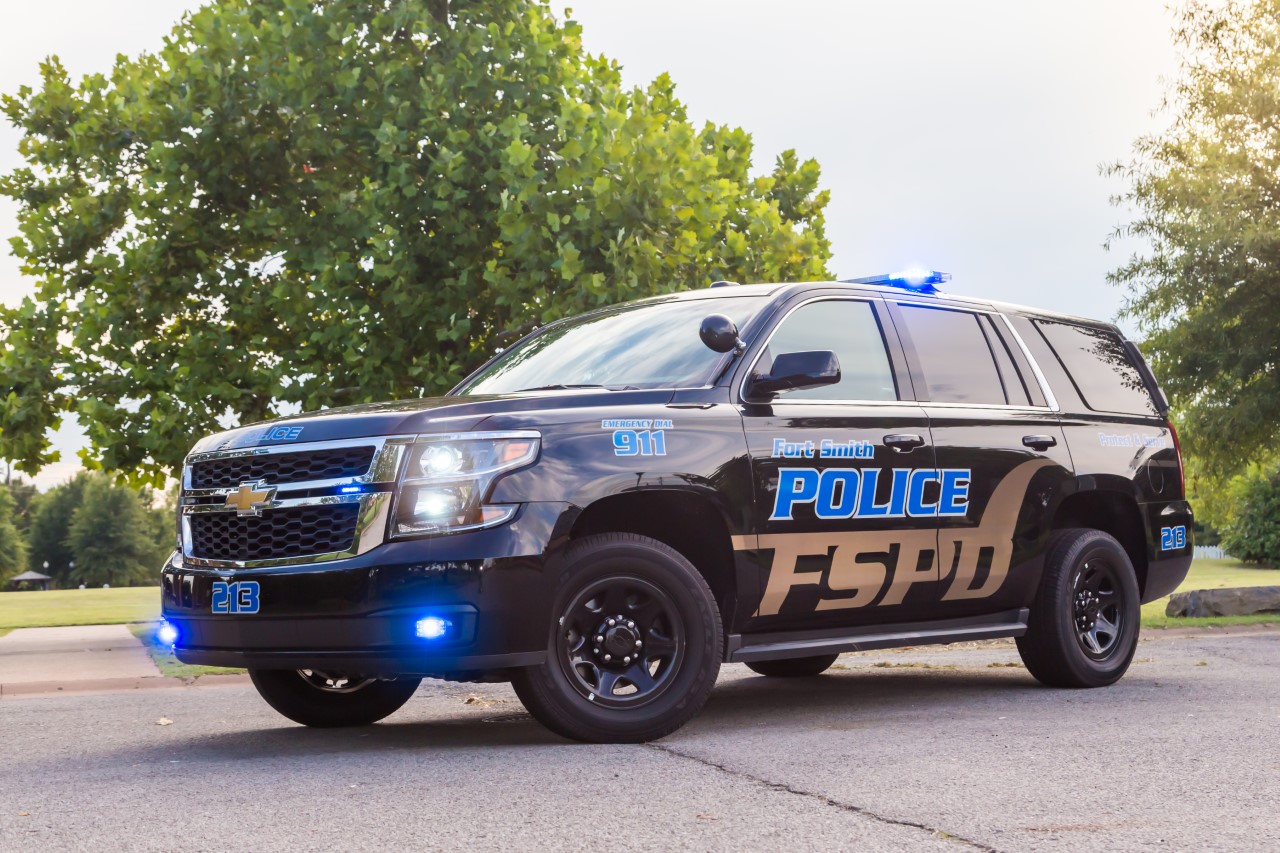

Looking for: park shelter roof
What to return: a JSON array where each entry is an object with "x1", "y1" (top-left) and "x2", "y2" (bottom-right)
[{"x1": 10, "y1": 570, "x2": 52, "y2": 581}]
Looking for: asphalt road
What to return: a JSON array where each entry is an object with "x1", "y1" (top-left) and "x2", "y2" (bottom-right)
[{"x1": 1, "y1": 630, "x2": 1277, "y2": 852}]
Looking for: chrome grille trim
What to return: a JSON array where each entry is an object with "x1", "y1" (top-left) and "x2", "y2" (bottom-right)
[{"x1": 179, "y1": 436, "x2": 415, "y2": 569}]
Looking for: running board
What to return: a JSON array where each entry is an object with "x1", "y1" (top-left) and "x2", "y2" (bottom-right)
[{"x1": 725, "y1": 609, "x2": 1030, "y2": 663}]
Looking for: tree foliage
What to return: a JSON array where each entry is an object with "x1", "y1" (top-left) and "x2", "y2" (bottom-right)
[
  {"x1": 0, "y1": 0, "x2": 832, "y2": 483},
  {"x1": 1108, "y1": 0, "x2": 1280, "y2": 478},
  {"x1": 66, "y1": 475, "x2": 166, "y2": 587},
  {"x1": 26, "y1": 473, "x2": 87, "y2": 582},
  {"x1": 0, "y1": 486, "x2": 28, "y2": 582},
  {"x1": 1218, "y1": 462, "x2": 1280, "y2": 564}
]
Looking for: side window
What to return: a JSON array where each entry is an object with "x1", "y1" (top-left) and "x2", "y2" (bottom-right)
[
  {"x1": 1032, "y1": 319, "x2": 1156, "y2": 416},
  {"x1": 981, "y1": 315, "x2": 1032, "y2": 406},
  {"x1": 757, "y1": 300, "x2": 898, "y2": 401},
  {"x1": 896, "y1": 305, "x2": 1008, "y2": 405}
]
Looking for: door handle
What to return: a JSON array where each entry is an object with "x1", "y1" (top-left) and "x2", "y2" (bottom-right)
[
  {"x1": 883, "y1": 433, "x2": 926, "y2": 452},
  {"x1": 1022, "y1": 434, "x2": 1058, "y2": 451}
]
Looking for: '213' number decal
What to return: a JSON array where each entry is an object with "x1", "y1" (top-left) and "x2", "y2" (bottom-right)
[
  {"x1": 211, "y1": 581, "x2": 260, "y2": 614},
  {"x1": 1160, "y1": 526, "x2": 1187, "y2": 551}
]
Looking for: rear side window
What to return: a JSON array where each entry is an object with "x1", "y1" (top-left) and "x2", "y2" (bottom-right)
[
  {"x1": 897, "y1": 305, "x2": 1011, "y2": 405},
  {"x1": 758, "y1": 300, "x2": 898, "y2": 401},
  {"x1": 1032, "y1": 320, "x2": 1156, "y2": 416}
]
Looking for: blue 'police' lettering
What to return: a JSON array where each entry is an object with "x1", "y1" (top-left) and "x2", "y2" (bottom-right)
[{"x1": 771, "y1": 467, "x2": 972, "y2": 520}]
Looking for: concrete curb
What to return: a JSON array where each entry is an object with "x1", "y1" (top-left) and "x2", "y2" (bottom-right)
[{"x1": 0, "y1": 673, "x2": 251, "y2": 699}]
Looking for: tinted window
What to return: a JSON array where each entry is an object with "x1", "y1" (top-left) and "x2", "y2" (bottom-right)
[
  {"x1": 898, "y1": 306, "x2": 1006, "y2": 404},
  {"x1": 1033, "y1": 320, "x2": 1156, "y2": 415},
  {"x1": 982, "y1": 315, "x2": 1032, "y2": 406},
  {"x1": 757, "y1": 300, "x2": 897, "y2": 401},
  {"x1": 461, "y1": 296, "x2": 766, "y2": 394}
]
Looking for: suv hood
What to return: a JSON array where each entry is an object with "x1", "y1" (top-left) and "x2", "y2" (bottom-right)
[{"x1": 186, "y1": 389, "x2": 679, "y2": 455}]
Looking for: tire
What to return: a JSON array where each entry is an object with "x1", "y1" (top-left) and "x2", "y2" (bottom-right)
[
  {"x1": 1016, "y1": 528, "x2": 1141, "y2": 688},
  {"x1": 511, "y1": 533, "x2": 723, "y2": 743},
  {"x1": 249, "y1": 669, "x2": 421, "y2": 727},
  {"x1": 745, "y1": 654, "x2": 840, "y2": 678}
]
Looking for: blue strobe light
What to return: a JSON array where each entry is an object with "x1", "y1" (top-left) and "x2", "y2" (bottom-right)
[
  {"x1": 156, "y1": 620, "x2": 179, "y2": 646},
  {"x1": 842, "y1": 267, "x2": 951, "y2": 293},
  {"x1": 415, "y1": 616, "x2": 452, "y2": 640}
]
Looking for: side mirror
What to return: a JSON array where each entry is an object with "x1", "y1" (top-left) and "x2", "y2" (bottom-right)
[
  {"x1": 746, "y1": 350, "x2": 841, "y2": 399},
  {"x1": 699, "y1": 314, "x2": 744, "y2": 354}
]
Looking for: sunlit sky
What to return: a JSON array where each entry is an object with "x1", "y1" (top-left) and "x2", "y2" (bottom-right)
[{"x1": 0, "y1": 1, "x2": 1180, "y2": 488}]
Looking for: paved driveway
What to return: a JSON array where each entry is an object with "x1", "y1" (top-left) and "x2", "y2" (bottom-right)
[{"x1": 1, "y1": 630, "x2": 1276, "y2": 851}]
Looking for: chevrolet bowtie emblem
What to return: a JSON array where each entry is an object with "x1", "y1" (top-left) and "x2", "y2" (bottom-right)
[{"x1": 225, "y1": 482, "x2": 276, "y2": 516}]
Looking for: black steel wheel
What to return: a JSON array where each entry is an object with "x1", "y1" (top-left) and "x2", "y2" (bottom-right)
[
  {"x1": 1017, "y1": 528, "x2": 1140, "y2": 688},
  {"x1": 512, "y1": 533, "x2": 722, "y2": 743},
  {"x1": 249, "y1": 669, "x2": 421, "y2": 727},
  {"x1": 556, "y1": 576, "x2": 685, "y2": 708},
  {"x1": 745, "y1": 654, "x2": 840, "y2": 678}
]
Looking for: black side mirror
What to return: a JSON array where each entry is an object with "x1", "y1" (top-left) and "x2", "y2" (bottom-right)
[
  {"x1": 746, "y1": 350, "x2": 841, "y2": 399},
  {"x1": 699, "y1": 314, "x2": 744, "y2": 354}
]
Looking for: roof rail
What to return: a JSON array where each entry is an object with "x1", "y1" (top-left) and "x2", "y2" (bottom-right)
[{"x1": 708, "y1": 280, "x2": 740, "y2": 288}]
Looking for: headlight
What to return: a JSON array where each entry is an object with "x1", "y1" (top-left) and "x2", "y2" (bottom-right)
[{"x1": 392, "y1": 431, "x2": 540, "y2": 537}]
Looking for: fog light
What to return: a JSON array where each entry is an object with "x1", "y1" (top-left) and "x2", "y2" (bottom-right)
[
  {"x1": 415, "y1": 616, "x2": 451, "y2": 640},
  {"x1": 157, "y1": 621, "x2": 179, "y2": 646}
]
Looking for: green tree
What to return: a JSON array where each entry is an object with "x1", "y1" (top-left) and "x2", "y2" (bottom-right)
[
  {"x1": 1218, "y1": 462, "x2": 1280, "y2": 565},
  {"x1": 0, "y1": 486, "x2": 29, "y2": 583},
  {"x1": 66, "y1": 475, "x2": 160, "y2": 587},
  {"x1": 1108, "y1": 0, "x2": 1280, "y2": 479},
  {"x1": 26, "y1": 473, "x2": 87, "y2": 584},
  {"x1": 0, "y1": 0, "x2": 832, "y2": 484}
]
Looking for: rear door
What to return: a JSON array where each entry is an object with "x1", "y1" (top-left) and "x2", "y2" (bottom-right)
[
  {"x1": 737, "y1": 294, "x2": 941, "y2": 632},
  {"x1": 887, "y1": 300, "x2": 1074, "y2": 619}
]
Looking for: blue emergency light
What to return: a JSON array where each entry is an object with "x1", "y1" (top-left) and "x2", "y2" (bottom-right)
[{"x1": 842, "y1": 267, "x2": 950, "y2": 294}]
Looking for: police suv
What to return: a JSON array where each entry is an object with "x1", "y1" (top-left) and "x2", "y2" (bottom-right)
[{"x1": 161, "y1": 271, "x2": 1192, "y2": 742}]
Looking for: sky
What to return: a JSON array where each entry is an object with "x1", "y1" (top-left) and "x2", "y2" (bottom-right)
[{"x1": 0, "y1": 1, "x2": 1182, "y2": 488}]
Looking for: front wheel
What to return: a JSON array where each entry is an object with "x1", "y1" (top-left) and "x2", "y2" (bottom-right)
[
  {"x1": 249, "y1": 669, "x2": 421, "y2": 727},
  {"x1": 1016, "y1": 528, "x2": 1140, "y2": 688},
  {"x1": 511, "y1": 533, "x2": 723, "y2": 743}
]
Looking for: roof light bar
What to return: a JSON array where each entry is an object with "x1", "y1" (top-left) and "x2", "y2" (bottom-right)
[{"x1": 842, "y1": 267, "x2": 950, "y2": 294}]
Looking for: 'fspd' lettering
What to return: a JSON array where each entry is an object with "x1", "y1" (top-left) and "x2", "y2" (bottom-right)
[{"x1": 772, "y1": 467, "x2": 971, "y2": 520}]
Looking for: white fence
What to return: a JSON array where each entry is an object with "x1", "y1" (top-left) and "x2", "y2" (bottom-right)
[{"x1": 1193, "y1": 545, "x2": 1231, "y2": 561}]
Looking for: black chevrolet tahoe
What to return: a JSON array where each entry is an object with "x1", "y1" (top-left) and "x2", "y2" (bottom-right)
[{"x1": 161, "y1": 272, "x2": 1193, "y2": 742}]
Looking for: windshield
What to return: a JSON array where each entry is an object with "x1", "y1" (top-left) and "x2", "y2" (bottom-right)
[{"x1": 459, "y1": 295, "x2": 767, "y2": 395}]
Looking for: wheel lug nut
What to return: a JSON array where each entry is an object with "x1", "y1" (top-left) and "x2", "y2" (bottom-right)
[
  {"x1": 603, "y1": 654, "x2": 612, "y2": 662},
  {"x1": 595, "y1": 635, "x2": 604, "y2": 643},
  {"x1": 635, "y1": 640, "x2": 642, "y2": 648},
  {"x1": 623, "y1": 656, "x2": 631, "y2": 664},
  {"x1": 594, "y1": 647, "x2": 600, "y2": 654},
  {"x1": 627, "y1": 621, "x2": 634, "y2": 629},
  {"x1": 608, "y1": 618, "x2": 616, "y2": 627}
]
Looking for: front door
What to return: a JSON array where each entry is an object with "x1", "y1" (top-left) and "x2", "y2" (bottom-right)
[{"x1": 738, "y1": 296, "x2": 942, "y2": 632}]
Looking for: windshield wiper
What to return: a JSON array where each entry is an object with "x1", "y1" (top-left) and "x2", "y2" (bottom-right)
[{"x1": 513, "y1": 384, "x2": 609, "y2": 393}]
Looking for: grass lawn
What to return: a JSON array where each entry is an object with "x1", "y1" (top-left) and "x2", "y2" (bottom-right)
[
  {"x1": 1142, "y1": 558, "x2": 1280, "y2": 629},
  {"x1": 127, "y1": 622, "x2": 244, "y2": 679},
  {"x1": 0, "y1": 586, "x2": 160, "y2": 631}
]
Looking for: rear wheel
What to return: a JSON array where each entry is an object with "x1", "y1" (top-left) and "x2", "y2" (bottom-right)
[
  {"x1": 745, "y1": 654, "x2": 840, "y2": 678},
  {"x1": 1017, "y1": 528, "x2": 1140, "y2": 688},
  {"x1": 511, "y1": 533, "x2": 722, "y2": 743},
  {"x1": 249, "y1": 669, "x2": 421, "y2": 727}
]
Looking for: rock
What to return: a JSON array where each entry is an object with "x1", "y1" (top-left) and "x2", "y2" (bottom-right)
[{"x1": 1166, "y1": 586, "x2": 1280, "y2": 618}]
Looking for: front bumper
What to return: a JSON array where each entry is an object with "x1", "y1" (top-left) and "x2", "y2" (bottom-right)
[{"x1": 161, "y1": 501, "x2": 571, "y2": 676}]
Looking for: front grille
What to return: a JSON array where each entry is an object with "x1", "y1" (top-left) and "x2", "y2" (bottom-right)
[
  {"x1": 188, "y1": 504, "x2": 361, "y2": 563},
  {"x1": 190, "y1": 446, "x2": 376, "y2": 490}
]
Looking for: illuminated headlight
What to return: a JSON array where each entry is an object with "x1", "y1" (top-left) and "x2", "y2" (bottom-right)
[{"x1": 392, "y1": 432, "x2": 539, "y2": 537}]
